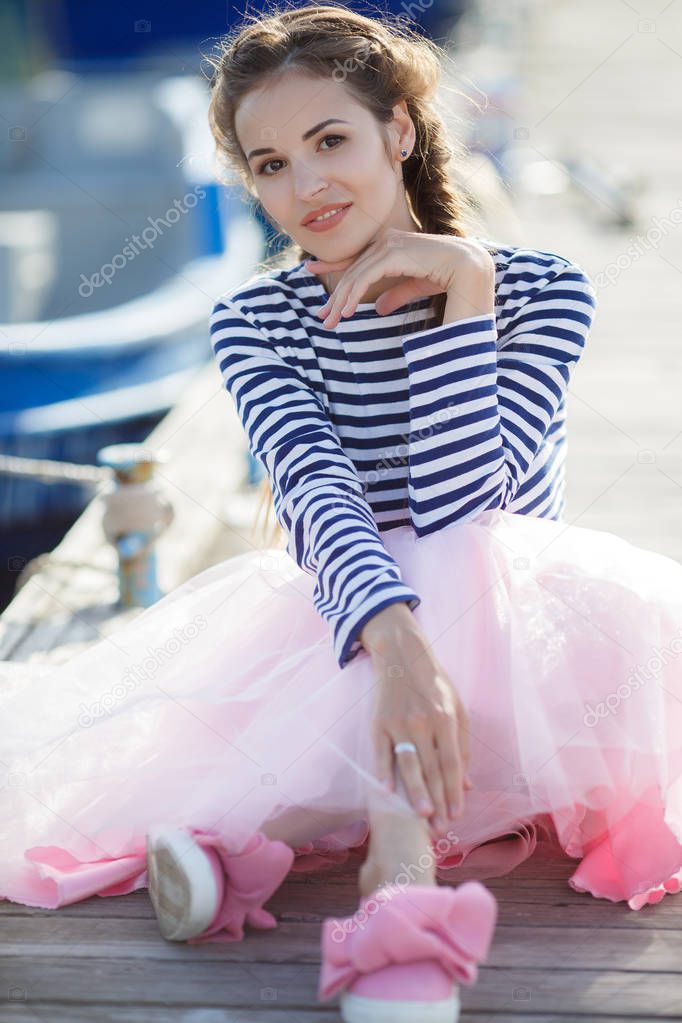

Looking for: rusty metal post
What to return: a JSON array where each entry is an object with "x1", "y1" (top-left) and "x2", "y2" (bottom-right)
[{"x1": 97, "y1": 444, "x2": 174, "y2": 607}]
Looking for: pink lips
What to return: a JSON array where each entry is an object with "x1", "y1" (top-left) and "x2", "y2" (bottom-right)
[{"x1": 304, "y1": 204, "x2": 352, "y2": 233}]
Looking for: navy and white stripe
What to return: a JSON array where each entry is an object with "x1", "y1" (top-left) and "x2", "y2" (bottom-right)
[{"x1": 210, "y1": 238, "x2": 597, "y2": 669}]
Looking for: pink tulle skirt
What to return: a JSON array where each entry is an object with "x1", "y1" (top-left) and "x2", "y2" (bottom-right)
[{"x1": 2, "y1": 507, "x2": 682, "y2": 915}]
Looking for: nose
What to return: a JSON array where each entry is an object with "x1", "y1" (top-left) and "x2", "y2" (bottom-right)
[{"x1": 292, "y1": 160, "x2": 328, "y2": 202}]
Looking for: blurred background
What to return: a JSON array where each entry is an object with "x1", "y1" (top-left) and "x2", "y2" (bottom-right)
[{"x1": 0, "y1": 0, "x2": 680, "y2": 616}]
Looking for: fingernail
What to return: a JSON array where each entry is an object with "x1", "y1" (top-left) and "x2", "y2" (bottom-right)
[
  {"x1": 419, "y1": 799, "x2": 434, "y2": 814},
  {"x1": 448, "y1": 802, "x2": 459, "y2": 818}
]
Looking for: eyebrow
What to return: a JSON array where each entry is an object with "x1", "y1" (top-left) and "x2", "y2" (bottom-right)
[{"x1": 246, "y1": 118, "x2": 351, "y2": 163}]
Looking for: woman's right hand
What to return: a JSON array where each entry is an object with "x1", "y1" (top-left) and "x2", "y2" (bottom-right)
[{"x1": 360, "y1": 603, "x2": 472, "y2": 836}]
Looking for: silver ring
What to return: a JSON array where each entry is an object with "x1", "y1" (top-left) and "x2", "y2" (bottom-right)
[{"x1": 393, "y1": 741, "x2": 418, "y2": 755}]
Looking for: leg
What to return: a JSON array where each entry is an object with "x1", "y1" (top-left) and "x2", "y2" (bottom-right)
[
  {"x1": 260, "y1": 804, "x2": 363, "y2": 848},
  {"x1": 358, "y1": 773, "x2": 436, "y2": 897},
  {"x1": 259, "y1": 781, "x2": 436, "y2": 896}
]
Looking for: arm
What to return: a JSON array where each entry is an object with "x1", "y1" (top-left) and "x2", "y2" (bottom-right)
[
  {"x1": 210, "y1": 297, "x2": 421, "y2": 669},
  {"x1": 401, "y1": 253, "x2": 597, "y2": 536}
]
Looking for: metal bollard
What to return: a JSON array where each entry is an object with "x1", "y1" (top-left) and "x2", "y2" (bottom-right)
[{"x1": 97, "y1": 444, "x2": 174, "y2": 607}]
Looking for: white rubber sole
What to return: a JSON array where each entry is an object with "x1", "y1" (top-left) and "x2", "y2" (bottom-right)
[
  {"x1": 145, "y1": 827, "x2": 221, "y2": 941},
  {"x1": 340, "y1": 990, "x2": 460, "y2": 1023}
]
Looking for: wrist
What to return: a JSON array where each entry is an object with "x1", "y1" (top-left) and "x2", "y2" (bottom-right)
[
  {"x1": 444, "y1": 257, "x2": 495, "y2": 323},
  {"x1": 360, "y1": 601, "x2": 421, "y2": 652}
]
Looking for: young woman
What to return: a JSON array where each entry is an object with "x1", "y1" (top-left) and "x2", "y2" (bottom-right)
[{"x1": 2, "y1": 5, "x2": 682, "y2": 1022}]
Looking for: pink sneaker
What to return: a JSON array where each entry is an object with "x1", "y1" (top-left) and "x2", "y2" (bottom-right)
[
  {"x1": 318, "y1": 881, "x2": 498, "y2": 1022},
  {"x1": 145, "y1": 826, "x2": 294, "y2": 943}
]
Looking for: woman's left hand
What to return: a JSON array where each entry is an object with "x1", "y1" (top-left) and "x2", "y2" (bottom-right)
[{"x1": 305, "y1": 229, "x2": 494, "y2": 330}]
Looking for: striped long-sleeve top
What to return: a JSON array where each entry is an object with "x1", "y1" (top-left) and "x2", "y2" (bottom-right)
[{"x1": 210, "y1": 236, "x2": 597, "y2": 670}]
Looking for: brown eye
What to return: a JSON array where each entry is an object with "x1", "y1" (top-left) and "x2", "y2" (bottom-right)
[
  {"x1": 319, "y1": 134, "x2": 344, "y2": 151},
  {"x1": 258, "y1": 134, "x2": 345, "y2": 176}
]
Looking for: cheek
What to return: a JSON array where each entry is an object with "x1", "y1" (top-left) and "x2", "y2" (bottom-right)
[
  {"x1": 256, "y1": 185, "x2": 287, "y2": 221},
  {"x1": 360, "y1": 168, "x2": 399, "y2": 214},
  {"x1": 340, "y1": 148, "x2": 377, "y2": 183}
]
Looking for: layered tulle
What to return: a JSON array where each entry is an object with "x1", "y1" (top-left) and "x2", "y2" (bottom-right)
[{"x1": 2, "y1": 507, "x2": 682, "y2": 914}]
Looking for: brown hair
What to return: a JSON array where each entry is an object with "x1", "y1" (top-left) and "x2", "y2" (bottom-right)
[{"x1": 204, "y1": 1, "x2": 481, "y2": 551}]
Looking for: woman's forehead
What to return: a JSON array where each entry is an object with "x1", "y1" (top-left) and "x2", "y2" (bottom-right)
[{"x1": 236, "y1": 73, "x2": 360, "y2": 141}]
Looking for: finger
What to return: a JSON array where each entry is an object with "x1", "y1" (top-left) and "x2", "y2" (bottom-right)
[
  {"x1": 434, "y1": 712, "x2": 465, "y2": 818},
  {"x1": 456, "y1": 718, "x2": 471, "y2": 813},
  {"x1": 307, "y1": 234, "x2": 382, "y2": 278},
  {"x1": 457, "y1": 702, "x2": 472, "y2": 776},
  {"x1": 375, "y1": 279, "x2": 428, "y2": 316},
  {"x1": 329, "y1": 260, "x2": 387, "y2": 324},
  {"x1": 416, "y1": 734, "x2": 449, "y2": 833},
  {"x1": 323, "y1": 277, "x2": 358, "y2": 326},
  {"x1": 316, "y1": 272, "x2": 357, "y2": 326},
  {"x1": 335, "y1": 258, "x2": 398, "y2": 323},
  {"x1": 393, "y1": 743, "x2": 434, "y2": 819},
  {"x1": 303, "y1": 259, "x2": 352, "y2": 321},
  {"x1": 373, "y1": 727, "x2": 396, "y2": 794},
  {"x1": 304, "y1": 257, "x2": 354, "y2": 273},
  {"x1": 306, "y1": 253, "x2": 370, "y2": 310},
  {"x1": 318, "y1": 245, "x2": 386, "y2": 325}
]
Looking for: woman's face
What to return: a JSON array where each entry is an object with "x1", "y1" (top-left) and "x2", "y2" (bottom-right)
[{"x1": 235, "y1": 69, "x2": 420, "y2": 267}]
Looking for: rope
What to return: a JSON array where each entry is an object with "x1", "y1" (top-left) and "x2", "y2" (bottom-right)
[
  {"x1": 0, "y1": 453, "x2": 113, "y2": 486},
  {"x1": 2, "y1": 455, "x2": 172, "y2": 601},
  {"x1": 13, "y1": 553, "x2": 116, "y2": 594}
]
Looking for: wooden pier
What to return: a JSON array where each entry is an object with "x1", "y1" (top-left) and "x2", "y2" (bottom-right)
[
  {"x1": 2, "y1": 0, "x2": 682, "y2": 1018},
  {"x1": 4, "y1": 845, "x2": 682, "y2": 1022}
]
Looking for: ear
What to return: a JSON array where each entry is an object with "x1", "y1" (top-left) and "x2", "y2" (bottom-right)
[{"x1": 391, "y1": 98, "x2": 415, "y2": 155}]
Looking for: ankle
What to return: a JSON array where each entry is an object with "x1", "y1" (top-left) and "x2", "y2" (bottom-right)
[
  {"x1": 359, "y1": 855, "x2": 436, "y2": 897},
  {"x1": 358, "y1": 859, "x2": 383, "y2": 898}
]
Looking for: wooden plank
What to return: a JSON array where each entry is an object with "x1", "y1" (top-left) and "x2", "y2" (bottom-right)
[
  {"x1": 5, "y1": 957, "x2": 682, "y2": 1016},
  {"x1": 0, "y1": 1013, "x2": 678, "y2": 1023},
  {"x1": 5, "y1": 886, "x2": 681, "y2": 931},
  {"x1": 0, "y1": 1011, "x2": 338, "y2": 1023},
  {"x1": 3, "y1": 844, "x2": 681, "y2": 933},
  {"x1": 5, "y1": 916, "x2": 682, "y2": 972},
  {"x1": 0, "y1": 1015, "x2": 675, "y2": 1023}
]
